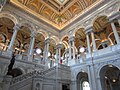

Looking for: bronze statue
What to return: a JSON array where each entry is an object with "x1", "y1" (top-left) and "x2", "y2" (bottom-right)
[{"x1": 6, "y1": 53, "x2": 16, "y2": 76}]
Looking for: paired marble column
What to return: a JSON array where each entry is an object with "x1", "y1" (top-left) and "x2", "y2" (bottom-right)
[
  {"x1": 55, "y1": 48, "x2": 59, "y2": 63},
  {"x1": 68, "y1": 36, "x2": 75, "y2": 60},
  {"x1": 68, "y1": 40, "x2": 72, "y2": 60},
  {"x1": 86, "y1": 32, "x2": 91, "y2": 53},
  {"x1": 108, "y1": 11, "x2": 120, "y2": 44},
  {"x1": 43, "y1": 38, "x2": 50, "y2": 65},
  {"x1": 91, "y1": 31, "x2": 97, "y2": 51},
  {"x1": 85, "y1": 26, "x2": 97, "y2": 52},
  {"x1": 56, "y1": 44, "x2": 62, "y2": 63},
  {"x1": 28, "y1": 31, "x2": 36, "y2": 62},
  {"x1": 111, "y1": 21, "x2": 120, "y2": 44},
  {"x1": 7, "y1": 24, "x2": 21, "y2": 53},
  {"x1": 72, "y1": 37, "x2": 75, "y2": 59}
]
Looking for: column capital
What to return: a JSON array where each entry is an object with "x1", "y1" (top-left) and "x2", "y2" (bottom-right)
[
  {"x1": 56, "y1": 43, "x2": 63, "y2": 49},
  {"x1": 45, "y1": 38, "x2": 50, "y2": 44},
  {"x1": 108, "y1": 11, "x2": 120, "y2": 22},
  {"x1": 30, "y1": 31, "x2": 37, "y2": 37},
  {"x1": 68, "y1": 36, "x2": 75, "y2": 42},
  {"x1": 13, "y1": 24, "x2": 21, "y2": 31},
  {"x1": 85, "y1": 26, "x2": 94, "y2": 34}
]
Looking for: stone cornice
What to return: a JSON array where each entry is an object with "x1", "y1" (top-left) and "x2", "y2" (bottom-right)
[{"x1": 108, "y1": 11, "x2": 120, "y2": 22}]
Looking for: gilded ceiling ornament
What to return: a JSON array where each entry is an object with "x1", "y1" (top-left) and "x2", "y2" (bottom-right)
[{"x1": 11, "y1": 0, "x2": 101, "y2": 30}]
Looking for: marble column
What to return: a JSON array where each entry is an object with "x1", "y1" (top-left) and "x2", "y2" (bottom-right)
[
  {"x1": 87, "y1": 65, "x2": 93, "y2": 90},
  {"x1": 111, "y1": 22, "x2": 120, "y2": 44},
  {"x1": 28, "y1": 31, "x2": 36, "y2": 62},
  {"x1": 68, "y1": 40, "x2": 72, "y2": 60},
  {"x1": 43, "y1": 43, "x2": 47, "y2": 63},
  {"x1": 87, "y1": 64, "x2": 97, "y2": 90},
  {"x1": 58, "y1": 48, "x2": 61, "y2": 63},
  {"x1": 68, "y1": 36, "x2": 75, "y2": 60},
  {"x1": 7, "y1": 24, "x2": 20, "y2": 52},
  {"x1": 86, "y1": 32, "x2": 91, "y2": 53},
  {"x1": 91, "y1": 31, "x2": 97, "y2": 51},
  {"x1": 56, "y1": 44, "x2": 62, "y2": 63},
  {"x1": 55, "y1": 48, "x2": 59, "y2": 63},
  {"x1": 72, "y1": 37, "x2": 75, "y2": 60},
  {"x1": 43, "y1": 38, "x2": 50, "y2": 65},
  {"x1": 96, "y1": 76, "x2": 102, "y2": 90}
]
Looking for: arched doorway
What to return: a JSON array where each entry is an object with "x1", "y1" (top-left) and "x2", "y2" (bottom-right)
[
  {"x1": 76, "y1": 72, "x2": 90, "y2": 90},
  {"x1": 100, "y1": 65, "x2": 120, "y2": 90}
]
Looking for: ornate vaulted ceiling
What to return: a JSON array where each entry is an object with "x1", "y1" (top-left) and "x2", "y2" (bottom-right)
[{"x1": 10, "y1": 0, "x2": 101, "y2": 30}]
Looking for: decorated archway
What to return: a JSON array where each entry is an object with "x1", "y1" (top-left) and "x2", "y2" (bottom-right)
[
  {"x1": 100, "y1": 65, "x2": 120, "y2": 90},
  {"x1": 76, "y1": 72, "x2": 90, "y2": 90}
]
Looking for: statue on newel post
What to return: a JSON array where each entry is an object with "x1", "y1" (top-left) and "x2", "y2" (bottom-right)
[
  {"x1": 6, "y1": 53, "x2": 16, "y2": 76},
  {"x1": 2, "y1": 52, "x2": 16, "y2": 90}
]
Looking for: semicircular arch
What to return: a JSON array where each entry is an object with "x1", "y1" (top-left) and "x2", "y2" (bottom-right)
[
  {"x1": 37, "y1": 29, "x2": 48, "y2": 39},
  {"x1": 61, "y1": 35, "x2": 69, "y2": 42},
  {"x1": 19, "y1": 21, "x2": 36, "y2": 32},
  {"x1": 0, "y1": 12, "x2": 18, "y2": 25},
  {"x1": 50, "y1": 36, "x2": 59, "y2": 45},
  {"x1": 73, "y1": 27, "x2": 85, "y2": 36},
  {"x1": 96, "y1": 63, "x2": 120, "y2": 78},
  {"x1": 91, "y1": 14, "x2": 108, "y2": 27}
]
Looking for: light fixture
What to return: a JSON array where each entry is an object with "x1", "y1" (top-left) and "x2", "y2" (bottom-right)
[
  {"x1": 35, "y1": 48, "x2": 41, "y2": 54},
  {"x1": 112, "y1": 79, "x2": 116, "y2": 83},
  {"x1": 105, "y1": 76, "x2": 107, "y2": 79},
  {"x1": 108, "y1": 64, "x2": 113, "y2": 67},
  {"x1": 79, "y1": 47, "x2": 85, "y2": 53}
]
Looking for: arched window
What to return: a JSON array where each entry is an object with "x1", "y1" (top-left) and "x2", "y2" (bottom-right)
[{"x1": 82, "y1": 81, "x2": 90, "y2": 90}]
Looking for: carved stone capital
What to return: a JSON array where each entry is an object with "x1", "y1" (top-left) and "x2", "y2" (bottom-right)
[
  {"x1": 56, "y1": 43, "x2": 63, "y2": 49},
  {"x1": 108, "y1": 11, "x2": 120, "y2": 22},
  {"x1": 30, "y1": 31, "x2": 37, "y2": 37},
  {"x1": 13, "y1": 24, "x2": 21, "y2": 31},
  {"x1": 85, "y1": 26, "x2": 94, "y2": 34},
  {"x1": 68, "y1": 36, "x2": 75, "y2": 42},
  {"x1": 45, "y1": 38, "x2": 50, "y2": 44}
]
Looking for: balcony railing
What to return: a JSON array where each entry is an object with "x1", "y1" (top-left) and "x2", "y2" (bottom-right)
[{"x1": 0, "y1": 44, "x2": 120, "y2": 66}]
